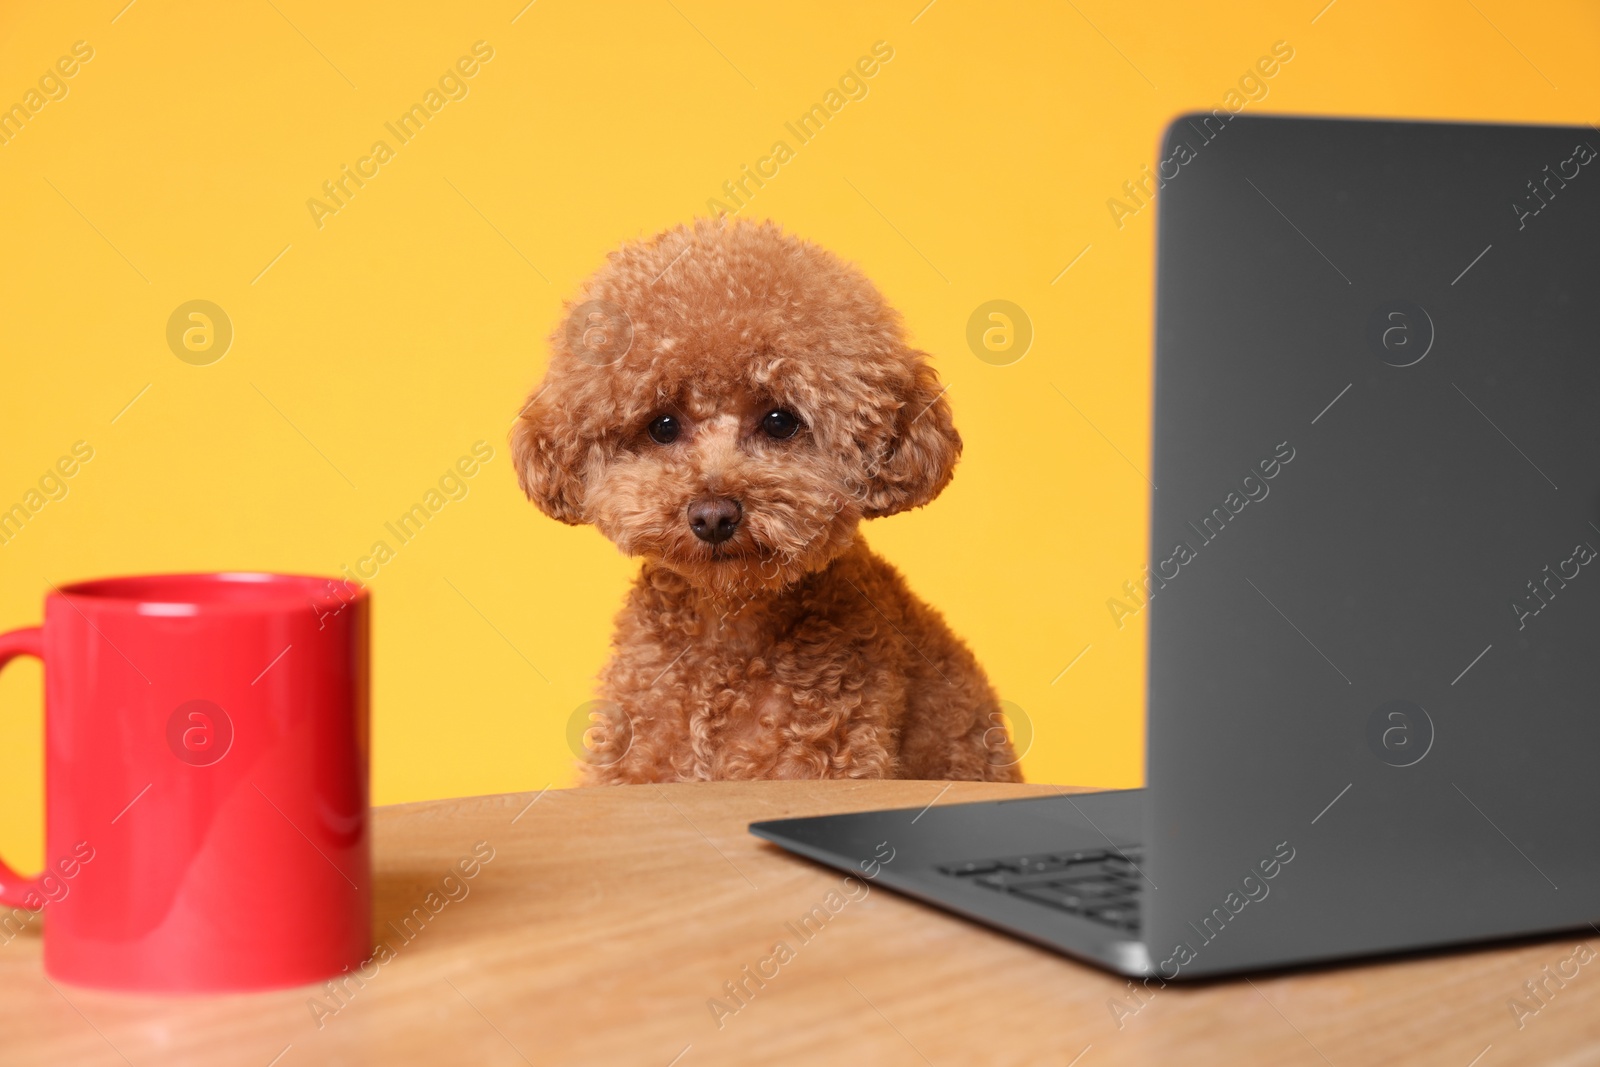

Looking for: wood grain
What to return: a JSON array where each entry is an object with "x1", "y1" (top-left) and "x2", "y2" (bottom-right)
[{"x1": 1, "y1": 780, "x2": 1595, "y2": 1065}]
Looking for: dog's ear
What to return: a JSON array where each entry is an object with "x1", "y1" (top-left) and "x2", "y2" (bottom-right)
[
  {"x1": 511, "y1": 384, "x2": 591, "y2": 525},
  {"x1": 859, "y1": 357, "x2": 962, "y2": 519}
]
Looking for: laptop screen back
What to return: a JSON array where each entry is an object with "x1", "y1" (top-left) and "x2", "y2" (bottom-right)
[{"x1": 1144, "y1": 114, "x2": 1600, "y2": 975}]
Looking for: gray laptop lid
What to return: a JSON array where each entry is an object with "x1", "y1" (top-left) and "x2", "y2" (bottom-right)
[{"x1": 1143, "y1": 114, "x2": 1600, "y2": 976}]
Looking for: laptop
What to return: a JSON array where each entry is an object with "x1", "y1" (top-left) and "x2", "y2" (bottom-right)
[{"x1": 750, "y1": 114, "x2": 1600, "y2": 978}]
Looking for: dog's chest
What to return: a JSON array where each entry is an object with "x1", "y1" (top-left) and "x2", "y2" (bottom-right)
[{"x1": 643, "y1": 612, "x2": 901, "y2": 777}]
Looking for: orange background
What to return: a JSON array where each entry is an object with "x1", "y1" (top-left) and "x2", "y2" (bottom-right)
[{"x1": 0, "y1": 0, "x2": 1595, "y2": 870}]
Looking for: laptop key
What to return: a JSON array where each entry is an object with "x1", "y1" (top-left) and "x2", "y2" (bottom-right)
[
  {"x1": 1062, "y1": 851, "x2": 1113, "y2": 870},
  {"x1": 1011, "y1": 885, "x2": 1088, "y2": 912},
  {"x1": 1065, "y1": 880, "x2": 1137, "y2": 900},
  {"x1": 939, "y1": 860, "x2": 1003, "y2": 876}
]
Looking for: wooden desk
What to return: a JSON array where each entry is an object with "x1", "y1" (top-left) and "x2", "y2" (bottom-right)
[{"x1": 3, "y1": 780, "x2": 1596, "y2": 1065}]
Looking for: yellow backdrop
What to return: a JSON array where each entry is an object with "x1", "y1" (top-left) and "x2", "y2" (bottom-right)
[{"x1": 0, "y1": 0, "x2": 1594, "y2": 870}]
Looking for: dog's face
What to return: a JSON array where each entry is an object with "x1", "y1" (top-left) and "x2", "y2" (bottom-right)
[{"x1": 513, "y1": 219, "x2": 961, "y2": 602}]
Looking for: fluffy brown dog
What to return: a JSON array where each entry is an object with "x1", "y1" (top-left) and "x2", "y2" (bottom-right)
[{"x1": 513, "y1": 218, "x2": 1020, "y2": 784}]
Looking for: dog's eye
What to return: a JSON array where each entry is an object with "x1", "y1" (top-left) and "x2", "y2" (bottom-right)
[
  {"x1": 760, "y1": 409, "x2": 801, "y2": 440},
  {"x1": 647, "y1": 415, "x2": 680, "y2": 445}
]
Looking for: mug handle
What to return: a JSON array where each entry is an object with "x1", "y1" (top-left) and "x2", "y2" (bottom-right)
[{"x1": 0, "y1": 627, "x2": 44, "y2": 909}]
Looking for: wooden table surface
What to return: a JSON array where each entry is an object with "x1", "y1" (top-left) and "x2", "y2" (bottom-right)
[{"x1": 3, "y1": 779, "x2": 1597, "y2": 1066}]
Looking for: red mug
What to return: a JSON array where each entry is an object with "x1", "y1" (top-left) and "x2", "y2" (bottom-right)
[{"x1": 0, "y1": 573, "x2": 370, "y2": 991}]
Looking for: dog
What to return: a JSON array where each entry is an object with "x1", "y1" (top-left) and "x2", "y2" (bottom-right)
[{"x1": 512, "y1": 218, "x2": 1021, "y2": 784}]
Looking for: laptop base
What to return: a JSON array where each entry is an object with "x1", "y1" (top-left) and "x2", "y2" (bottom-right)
[{"x1": 750, "y1": 788, "x2": 1154, "y2": 977}]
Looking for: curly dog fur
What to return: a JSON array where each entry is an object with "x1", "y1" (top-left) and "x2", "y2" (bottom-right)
[{"x1": 513, "y1": 217, "x2": 1020, "y2": 784}]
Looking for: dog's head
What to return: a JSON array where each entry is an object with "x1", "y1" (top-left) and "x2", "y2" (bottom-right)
[{"x1": 512, "y1": 218, "x2": 960, "y2": 601}]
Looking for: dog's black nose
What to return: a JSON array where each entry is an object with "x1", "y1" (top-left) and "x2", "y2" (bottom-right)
[{"x1": 688, "y1": 496, "x2": 741, "y2": 544}]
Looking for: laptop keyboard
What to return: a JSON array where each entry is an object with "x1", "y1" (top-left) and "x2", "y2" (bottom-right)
[{"x1": 937, "y1": 847, "x2": 1146, "y2": 933}]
